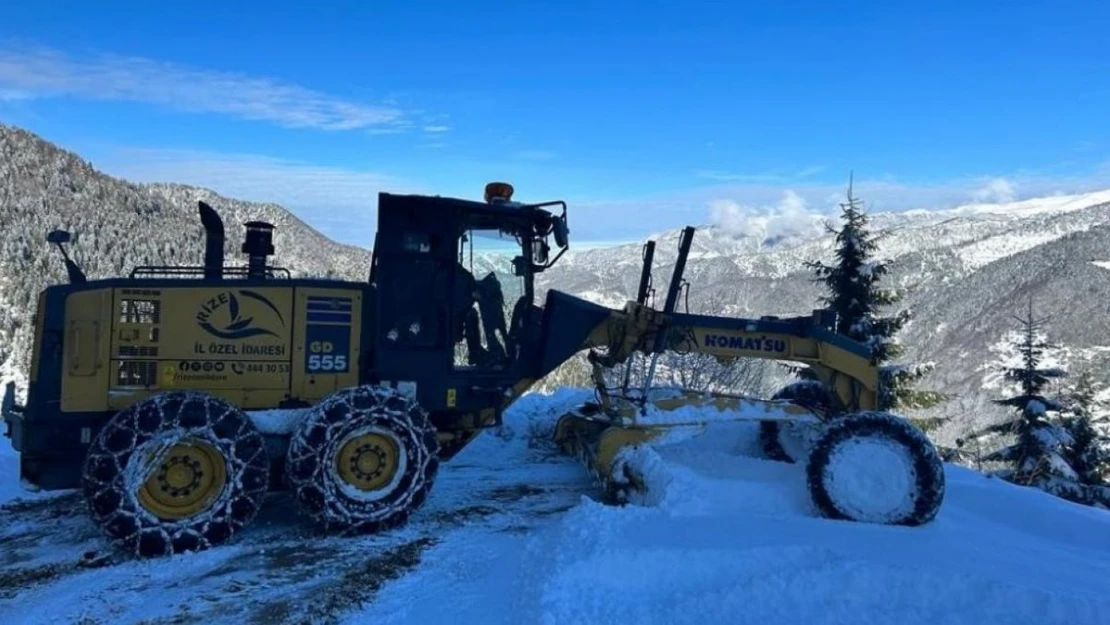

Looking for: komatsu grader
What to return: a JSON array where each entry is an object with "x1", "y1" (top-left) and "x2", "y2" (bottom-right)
[{"x1": 2, "y1": 183, "x2": 945, "y2": 557}]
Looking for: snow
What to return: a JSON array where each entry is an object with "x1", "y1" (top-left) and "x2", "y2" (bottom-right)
[
  {"x1": 611, "y1": 444, "x2": 672, "y2": 506},
  {"x1": 979, "y1": 330, "x2": 1071, "y2": 393},
  {"x1": 0, "y1": 429, "x2": 35, "y2": 503},
  {"x1": 2, "y1": 389, "x2": 1110, "y2": 624},
  {"x1": 950, "y1": 188, "x2": 1110, "y2": 218},
  {"x1": 1045, "y1": 451, "x2": 1081, "y2": 481},
  {"x1": 632, "y1": 394, "x2": 815, "y2": 426},
  {"x1": 1033, "y1": 422, "x2": 1073, "y2": 448},
  {"x1": 248, "y1": 407, "x2": 308, "y2": 435},
  {"x1": 337, "y1": 396, "x2": 1110, "y2": 625},
  {"x1": 821, "y1": 435, "x2": 916, "y2": 523}
]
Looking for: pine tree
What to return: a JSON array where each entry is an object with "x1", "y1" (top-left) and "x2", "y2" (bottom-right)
[
  {"x1": 801, "y1": 178, "x2": 946, "y2": 414},
  {"x1": 966, "y1": 302, "x2": 1081, "y2": 497},
  {"x1": 1061, "y1": 371, "x2": 1110, "y2": 487}
]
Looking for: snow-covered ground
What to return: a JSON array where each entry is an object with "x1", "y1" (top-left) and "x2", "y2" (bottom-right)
[{"x1": 2, "y1": 389, "x2": 1109, "y2": 624}]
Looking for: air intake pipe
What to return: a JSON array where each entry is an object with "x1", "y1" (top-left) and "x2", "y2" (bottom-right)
[
  {"x1": 242, "y1": 221, "x2": 275, "y2": 279},
  {"x1": 198, "y1": 201, "x2": 225, "y2": 280}
]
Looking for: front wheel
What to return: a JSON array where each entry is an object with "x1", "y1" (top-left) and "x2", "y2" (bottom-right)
[
  {"x1": 285, "y1": 385, "x2": 440, "y2": 534},
  {"x1": 805, "y1": 411, "x2": 945, "y2": 526}
]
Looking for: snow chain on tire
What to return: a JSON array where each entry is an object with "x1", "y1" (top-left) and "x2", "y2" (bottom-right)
[
  {"x1": 760, "y1": 381, "x2": 837, "y2": 463},
  {"x1": 81, "y1": 391, "x2": 270, "y2": 557},
  {"x1": 285, "y1": 385, "x2": 440, "y2": 534},
  {"x1": 806, "y1": 411, "x2": 945, "y2": 526}
]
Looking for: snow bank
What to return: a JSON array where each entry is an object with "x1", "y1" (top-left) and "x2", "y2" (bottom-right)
[
  {"x1": 634, "y1": 396, "x2": 801, "y2": 426},
  {"x1": 351, "y1": 396, "x2": 1110, "y2": 625},
  {"x1": 0, "y1": 431, "x2": 57, "y2": 506},
  {"x1": 487, "y1": 386, "x2": 596, "y2": 451},
  {"x1": 0, "y1": 432, "x2": 26, "y2": 504},
  {"x1": 611, "y1": 444, "x2": 673, "y2": 506},
  {"x1": 508, "y1": 465, "x2": 1110, "y2": 625}
]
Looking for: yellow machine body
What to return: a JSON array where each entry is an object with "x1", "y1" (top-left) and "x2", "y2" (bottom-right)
[{"x1": 59, "y1": 283, "x2": 363, "y2": 414}]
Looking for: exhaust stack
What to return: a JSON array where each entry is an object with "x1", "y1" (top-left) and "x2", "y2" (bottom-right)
[
  {"x1": 242, "y1": 221, "x2": 275, "y2": 279},
  {"x1": 198, "y1": 201, "x2": 225, "y2": 280}
]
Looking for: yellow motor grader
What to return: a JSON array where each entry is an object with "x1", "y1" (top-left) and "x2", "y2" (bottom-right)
[{"x1": 2, "y1": 182, "x2": 945, "y2": 557}]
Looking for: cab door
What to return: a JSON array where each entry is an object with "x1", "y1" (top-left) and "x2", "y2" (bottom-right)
[{"x1": 371, "y1": 194, "x2": 459, "y2": 408}]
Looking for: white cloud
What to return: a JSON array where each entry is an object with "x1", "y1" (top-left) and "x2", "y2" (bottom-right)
[
  {"x1": 423, "y1": 124, "x2": 450, "y2": 133},
  {"x1": 691, "y1": 167, "x2": 1110, "y2": 218},
  {"x1": 96, "y1": 147, "x2": 424, "y2": 245},
  {"x1": 0, "y1": 44, "x2": 408, "y2": 131},
  {"x1": 570, "y1": 163, "x2": 1110, "y2": 241},
  {"x1": 708, "y1": 190, "x2": 827, "y2": 242},
  {"x1": 971, "y1": 177, "x2": 1017, "y2": 204}
]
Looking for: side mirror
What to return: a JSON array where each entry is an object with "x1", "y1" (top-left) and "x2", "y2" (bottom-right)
[
  {"x1": 553, "y1": 216, "x2": 569, "y2": 249},
  {"x1": 532, "y1": 239, "x2": 550, "y2": 265},
  {"x1": 46, "y1": 228, "x2": 86, "y2": 284},
  {"x1": 47, "y1": 230, "x2": 71, "y2": 244}
]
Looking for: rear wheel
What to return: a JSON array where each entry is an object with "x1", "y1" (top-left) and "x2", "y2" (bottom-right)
[
  {"x1": 805, "y1": 411, "x2": 945, "y2": 526},
  {"x1": 286, "y1": 385, "x2": 440, "y2": 534},
  {"x1": 81, "y1": 391, "x2": 270, "y2": 557},
  {"x1": 760, "y1": 381, "x2": 835, "y2": 463}
]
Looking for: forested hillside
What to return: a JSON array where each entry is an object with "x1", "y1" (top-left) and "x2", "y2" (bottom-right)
[{"x1": 0, "y1": 124, "x2": 371, "y2": 392}]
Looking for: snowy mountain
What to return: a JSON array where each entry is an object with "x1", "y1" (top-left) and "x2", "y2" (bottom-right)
[
  {"x1": 536, "y1": 189, "x2": 1110, "y2": 440},
  {"x1": 1, "y1": 390, "x2": 1108, "y2": 624},
  {"x1": 538, "y1": 188, "x2": 1110, "y2": 300}
]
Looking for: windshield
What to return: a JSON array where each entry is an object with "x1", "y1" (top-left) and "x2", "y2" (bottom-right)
[{"x1": 453, "y1": 228, "x2": 528, "y2": 370}]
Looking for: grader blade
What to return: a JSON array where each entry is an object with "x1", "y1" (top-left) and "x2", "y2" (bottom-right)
[{"x1": 553, "y1": 391, "x2": 821, "y2": 501}]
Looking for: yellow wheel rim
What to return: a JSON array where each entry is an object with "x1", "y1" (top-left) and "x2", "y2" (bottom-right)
[
  {"x1": 336, "y1": 432, "x2": 400, "y2": 492},
  {"x1": 136, "y1": 438, "x2": 228, "y2": 520}
]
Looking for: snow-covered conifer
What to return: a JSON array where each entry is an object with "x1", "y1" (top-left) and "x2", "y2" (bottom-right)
[
  {"x1": 801, "y1": 178, "x2": 945, "y2": 416},
  {"x1": 965, "y1": 302, "x2": 1090, "y2": 501},
  {"x1": 1060, "y1": 371, "x2": 1110, "y2": 499}
]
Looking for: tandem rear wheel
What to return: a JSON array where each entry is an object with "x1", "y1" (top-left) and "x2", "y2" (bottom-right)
[
  {"x1": 80, "y1": 386, "x2": 441, "y2": 557},
  {"x1": 285, "y1": 385, "x2": 441, "y2": 534},
  {"x1": 81, "y1": 391, "x2": 270, "y2": 557}
]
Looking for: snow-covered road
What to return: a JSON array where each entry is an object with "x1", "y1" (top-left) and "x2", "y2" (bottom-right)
[{"x1": 2, "y1": 388, "x2": 1109, "y2": 625}]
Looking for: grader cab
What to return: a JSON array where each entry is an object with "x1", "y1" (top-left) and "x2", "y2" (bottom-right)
[{"x1": 2, "y1": 183, "x2": 945, "y2": 557}]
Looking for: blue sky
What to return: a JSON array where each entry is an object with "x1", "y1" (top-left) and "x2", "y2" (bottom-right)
[{"x1": 1, "y1": 1, "x2": 1109, "y2": 246}]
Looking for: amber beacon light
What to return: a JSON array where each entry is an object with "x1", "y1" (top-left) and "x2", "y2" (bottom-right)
[{"x1": 484, "y1": 181, "x2": 514, "y2": 203}]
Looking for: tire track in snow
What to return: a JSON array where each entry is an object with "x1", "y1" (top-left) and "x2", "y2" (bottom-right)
[{"x1": 0, "y1": 452, "x2": 591, "y2": 624}]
